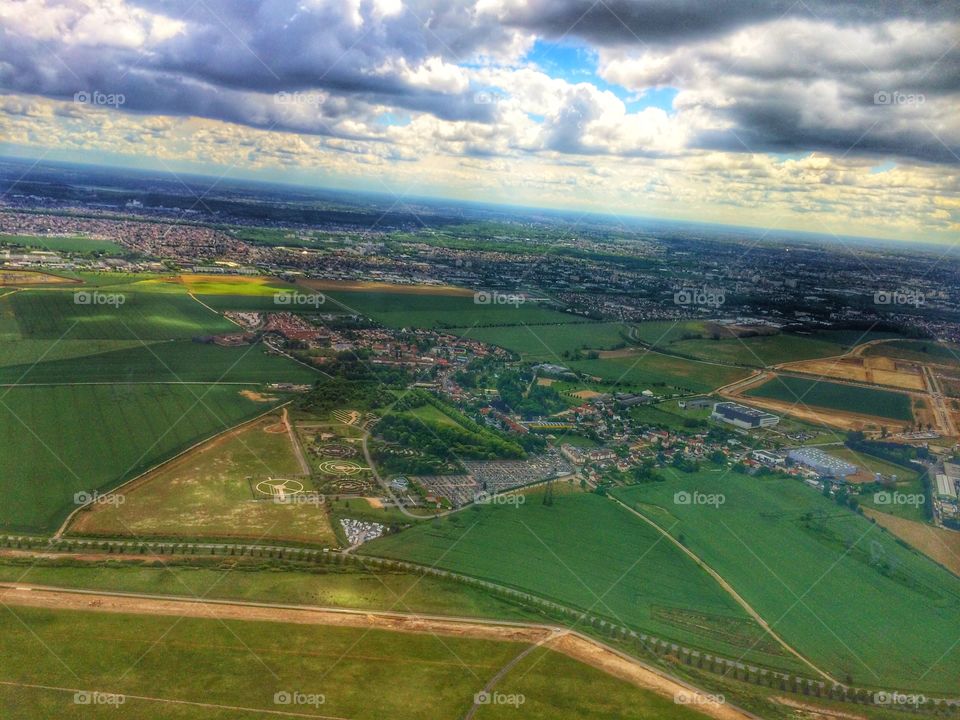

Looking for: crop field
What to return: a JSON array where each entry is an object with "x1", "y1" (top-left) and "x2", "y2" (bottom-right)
[
  {"x1": 451, "y1": 322, "x2": 629, "y2": 360},
  {"x1": 777, "y1": 356, "x2": 926, "y2": 391},
  {"x1": 0, "y1": 384, "x2": 274, "y2": 534},
  {"x1": 5, "y1": 288, "x2": 236, "y2": 340},
  {"x1": 70, "y1": 414, "x2": 336, "y2": 546},
  {"x1": 0, "y1": 269, "x2": 77, "y2": 286},
  {"x1": 175, "y1": 273, "x2": 295, "y2": 296},
  {"x1": 0, "y1": 340, "x2": 318, "y2": 385},
  {"x1": 0, "y1": 605, "x2": 709, "y2": 720},
  {"x1": 0, "y1": 233, "x2": 123, "y2": 253},
  {"x1": 365, "y1": 487, "x2": 800, "y2": 669},
  {"x1": 863, "y1": 339, "x2": 960, "y2": 367},
  {"x1": 631, "y1": 322, "x2": 905, "y2": 368},
  {"x1": 862, "y1": 509, "x2": 960, "y2": 577},
  {"x1": 299, "y1": 278, "x2": 476, "y2": 296},
  {"x1": 320, "y1": 290, "x2": 583, "y2": 329},
  {"x1": 743, "y1": 374, "x2": 914, "y2": 422},
  {"x1": 613, "y1": 471, "x2": 960, "y2": 692},
  {"x1": 570, "y1": 353, "x2": 752, "y2": 394},
  {"x1": 0, "y1": 559, "x2": 545, "y2": 623}
]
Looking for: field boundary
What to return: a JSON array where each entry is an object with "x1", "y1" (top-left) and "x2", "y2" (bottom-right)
[
  {"x1": 607, "y1": 495, "x2": 838, "y2": 684},
  {"x1": 0, "y1": 582, "x2": 760, "y2": 720},
  {"x1": 57, "y1": 401, "x2": 293, "y2": 539}
]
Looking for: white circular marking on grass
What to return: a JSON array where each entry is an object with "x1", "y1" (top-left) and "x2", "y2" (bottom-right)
[
  {"x1": 256, "y1": 478, "x2": 305, "y2": 498},
  {"x1": 317, "y1": 460, "x2": 364, "y2": 476}
]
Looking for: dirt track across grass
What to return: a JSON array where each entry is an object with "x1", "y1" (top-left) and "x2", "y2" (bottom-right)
[{"x1": 0, "y1": 583, "x2": 756, "y2": 720}]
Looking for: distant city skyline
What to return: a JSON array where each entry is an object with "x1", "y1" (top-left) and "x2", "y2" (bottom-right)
[{"x1": 0, "y1": 0, "x2": 957, "y2": 243}]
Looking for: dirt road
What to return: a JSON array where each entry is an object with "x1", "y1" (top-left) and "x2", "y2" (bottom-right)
[
  {"x1": 608, "y1": 496, "x2": 839, "y2": 685},
  {"x1": 0, "y1": 583, "x2": 758, "y2": 720}
]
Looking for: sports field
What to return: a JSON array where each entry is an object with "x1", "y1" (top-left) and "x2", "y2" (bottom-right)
[
  {"x1": 0, "y1": 605, "x2": 711, "y2": 720},
  {"x1": 0, "y1": 384, "x2": 275, "y2": 534},
  {"x1": 569, "y1": 353, "x2": 751, "y2": 394},
  {"x1": 364, "y1": 487, "x2": 798, "y2": 669},
  {"x1": 743, "y1": 375, "x2": 914, "y2": 421},
  {"x1": 69, "y1": 414, "x2": 336, "y2": 545},
  {"x1": 613, "y1": 471, "x2": 960, "y2": 692}
]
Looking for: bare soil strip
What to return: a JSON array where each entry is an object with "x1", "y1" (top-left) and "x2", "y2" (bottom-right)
[
  {"x1": 862, "y1": 508, "x2": 960, "y2": 577},
  {"x1": 0, "y1": 583, "x2": 756, "y2": 720}
]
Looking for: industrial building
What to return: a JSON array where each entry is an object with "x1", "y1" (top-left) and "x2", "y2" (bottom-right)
[
  {"x1": 787, "y1": 447, "x2": 858, "y2": 479},
  {"x1": 711, "y1": 402, "x2": 780, "y2": 429},
  {"x1": 935, "y1": 473, "x2": 959, "y2": 501}
]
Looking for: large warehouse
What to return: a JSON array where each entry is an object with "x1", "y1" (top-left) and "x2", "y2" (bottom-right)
[
  {"x1": 711, "y1": 402, "x2": 780, "y2": 429},
  {"x1": 788, "y1": 448, "x2": 859, "y2": 479}
]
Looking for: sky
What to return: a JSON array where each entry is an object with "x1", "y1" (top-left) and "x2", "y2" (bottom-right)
[{"x1": 0, "y1": 0, "x2": 958, "y2": 243}]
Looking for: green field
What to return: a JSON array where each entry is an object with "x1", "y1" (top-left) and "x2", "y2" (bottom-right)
[
  {"x1": 745, "y1": 375, "x2": 913, "y2": 421},
  {"x1": 864, "y1": 340, "x2": 960, "y2": 367},
  {"x1": 0, "y1": 559, "x2": 541, "y2": 623},
  {"x1": 0, "y1": 384, "x2": 275, "y2": 534},
  {"x1": 322, "y1": 291, "x2": 583, "y2": 329},
  {"x1": 5, "y1": 289, "x2": 236, "y2": 341},
  {"x1": 0, "y1": 340, "x2": 318, "y2": 384},
  {"x1": 631, "y1": 322, "x2": 904, "y2": 367},
  {"x1": 452, "y1": 322, "x2": 629, "y2": 360},
  {"x1": 405, "y1": 402, "x2": 464, "y2": 428},
  {"x1": 69, "y1": 415, "x2": 337, "y2": 545},
  {"x1": 0, "y1": 605, "x2": 710, "y2": 720},
  {"x1": 613, "y1": 471, "x2": 960, "y2": 692},
  {"x1": 569, "y1": 353, "x2": 751, "y2": 394},
  {"x1": 0, "y1": 233, "x2": 123, "y2": 254},
  {"x1": 364, "y1": 487, "x2": 799, "y2": 669}
]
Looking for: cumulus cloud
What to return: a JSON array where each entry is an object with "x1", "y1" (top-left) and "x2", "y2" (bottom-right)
[{"x1": 0, "y1": 0, "x2": 957, "y2": 240}]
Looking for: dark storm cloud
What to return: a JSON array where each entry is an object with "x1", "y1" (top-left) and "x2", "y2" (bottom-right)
[
  {"x1": 0, "y1": 0, "x2": 957, "y2": 165},
  {"x1": 498, "y1": 0, "x2": 959, "y2": 46},
  {"x1": 0, "y1": 0, "x2": 506, "y2": 136}
]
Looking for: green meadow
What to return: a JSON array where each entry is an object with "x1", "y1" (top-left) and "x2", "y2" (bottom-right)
[{"x1": 613, "y1": 470, "x2": 960, "y2": 692}]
